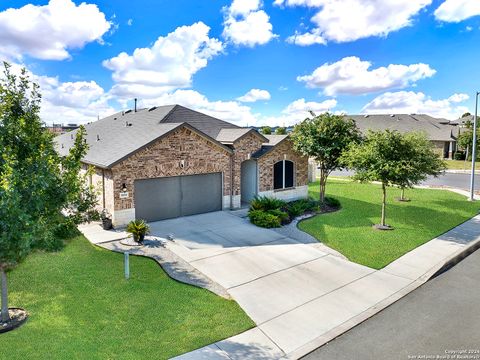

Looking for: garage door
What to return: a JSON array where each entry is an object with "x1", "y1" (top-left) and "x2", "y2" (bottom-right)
[{"x1": 134, "y1": 172, "x2": 222, "y2": 222}]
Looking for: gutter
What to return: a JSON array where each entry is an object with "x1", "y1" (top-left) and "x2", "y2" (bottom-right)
[
  {"x1": 229, "y1": 152, "x2": 234, "y2": 210},
  {"x1": 101, "y1": 169, "x2": 106, "y2": 209}
]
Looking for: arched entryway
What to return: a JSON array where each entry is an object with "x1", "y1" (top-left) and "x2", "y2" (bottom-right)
[{"x1": 241, "y1": 159, "x2": 257, "y2": 205}]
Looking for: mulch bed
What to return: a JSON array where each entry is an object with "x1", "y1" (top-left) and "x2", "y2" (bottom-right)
[{"x1": 0, "y1": 308, "x2": 28, "y2": 334}]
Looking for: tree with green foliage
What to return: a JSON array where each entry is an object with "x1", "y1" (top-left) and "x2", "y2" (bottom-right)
[
  {"x1": 394, "y1": 132, "x2": 446, "y2": 201},
  {"x1": 462, "y1": 112, "x2": 471, "y2": 118},
  {"x1": 458, "y1": 127, "x2": 479, "y2": 161},
  {"x1": 341, "y1": 130, "x2": 445, "y2": 229},
  {"x1": 291, "y1": 113, "x2": 361, "y2": 203},
  {"x1": 0, "y1": 63, "x2": 98, "y2": 325},
  {"x1": 275, "y1": 126, "x2": 287, "y2": 135},
  {"x1": 260, "y1": 126, "x2": 272, "y2": 135}
]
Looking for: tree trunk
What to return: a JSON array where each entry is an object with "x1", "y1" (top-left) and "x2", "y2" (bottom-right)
[
  {"x1": 319, "y1": 169, "x2": 326, "y2": 204},
  {"x1": 1, "y1": 268, "x2": 9, "y2": 324},
  {"x1": 400, "y1": 188, "x2": 405, "y2": 201},
  {"x1": 381, "y1": 183, "x2": 387, "y2": 226}
]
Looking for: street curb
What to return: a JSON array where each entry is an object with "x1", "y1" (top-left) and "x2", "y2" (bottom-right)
[
  {"x1": 284, "y1": 232, "x2": 480, "y2": 360},
  {"x1": 444, "y1": 170, "x2": 480, "y2": 174}
]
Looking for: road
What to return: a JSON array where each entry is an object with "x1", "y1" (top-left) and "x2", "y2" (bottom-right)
[
  {"x1": 302, "y1": 249, "x2": 480, "y2": 360},
  {"x1": 330, "y1": 170, "x2": 480, "y2": 192}
]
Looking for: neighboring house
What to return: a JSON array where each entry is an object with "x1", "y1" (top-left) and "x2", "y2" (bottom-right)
[
  {"x1": 46, "y1": 123, "x2": 80, "y2": 135},
  {"x1": 56, "y1": 105, "x2": 308, "y2": 226},
  {"x1": 347, "y1": 114, "x2": 459, "y2": 159}
]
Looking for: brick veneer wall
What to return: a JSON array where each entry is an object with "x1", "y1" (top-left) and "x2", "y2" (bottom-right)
[
  {"x1": 110, "y1": 126, "x2": 232, "y2": 211},
  {"x1": 257, "y1": 139, "x2": 308, "y2": 192},
  {"x1": 231, "y1": 132, "x2": 265, "y2": 196}
]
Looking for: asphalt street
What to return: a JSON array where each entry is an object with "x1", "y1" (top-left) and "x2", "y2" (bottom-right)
[
  {"x1": 302, "y1": 249, "x2": 480, "y2": 360},
  {"x1": 330, "y1": 170, "x2": 480, "y2": 192}
]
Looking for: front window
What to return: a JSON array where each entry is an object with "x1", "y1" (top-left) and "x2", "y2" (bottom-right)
[{"x1": 273, "y1": 160, "x2": 295, "y2": 190}]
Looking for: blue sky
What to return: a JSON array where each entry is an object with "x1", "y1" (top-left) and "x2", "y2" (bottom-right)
[{"x1": 1, "y1": 0, "x2": 480, "y2": 125}]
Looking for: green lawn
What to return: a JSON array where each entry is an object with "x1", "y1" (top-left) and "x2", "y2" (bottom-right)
[
  {"x1": 445, "y1": 159, "x2": 480, "y2": 170},
  {"x1": 0, "y1": 236, "x2": 253, "y2": 360},
  {"x1": 299, "y1": 180, "x2": 480, "y2": 269}
]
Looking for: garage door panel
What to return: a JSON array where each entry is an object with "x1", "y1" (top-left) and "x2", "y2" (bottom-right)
[
  {"x1": 134, "y1": 173, "x2": 222, "y2": 222},
  {"x1": 181, "y1": 173, "x2": 222, "y2": 217},
  {"x1": 134, "y1": 177, "x2": 181, "y2": 222}
]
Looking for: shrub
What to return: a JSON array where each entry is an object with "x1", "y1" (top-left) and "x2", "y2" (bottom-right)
[
  {"x1": 324, "y1": 196, "x2": 341, "y2": 208},
  {"x1": 286, "y1": 202, "x2": 305, "y2": 217},
  {"x1": 250, "y1": 196, "x2": 287, "y2": 211},
  {"x1": 126, "y1": 219, "x2": 150, "y2": 242},
  {"x1": 267, "y1": 209, "x2": 290, "y2": 224},
  {"x1": 248, "y1": 210, "x2": 281, "y2": 228},
  {"x1": 453, "y1": 151, "x2": 465, "y2": 160}
]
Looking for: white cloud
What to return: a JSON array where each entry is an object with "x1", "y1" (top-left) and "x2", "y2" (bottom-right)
[
  {"x1": 0, "y1": 0, "x2": 111, "y2": 61},
  {"x1": 237, "y1": 88, "x2": 271, "y2": 102},
  {"x1": 362, "y1": 91, "x2": 469, "y2": 119},
  {"x1": 127, "y1": 18, "x2": 133, "y2": 26},
  {"x1": 5, "y1": 63, "x2": 114, "y2": 125},
  {"x1": 287, "y1": 29, "x2": 326, "y2": 46},
  {"x1": 103, "y1": 22, "x2": 223, "y2": 100},
  {"x1": 276, "y1": 0, "x2": 431, "y2": 45},
  {"x1": 435, "y1": 0, "x2": 480, "y2": 22},
  {"x1": 223, "y1": 0, "x2": 277, "y2": 47},
  {"x1": 297, "y1": 56, "x2": 436, "y2": 96}
]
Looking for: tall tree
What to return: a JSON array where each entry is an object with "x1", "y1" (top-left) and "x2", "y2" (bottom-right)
[
  {"x1": 0, "y1": 63, "x2": 98, "y2": 325},
  {"x1": 260, "y1": 126, "x2": 272, "y2": 135},
  {"x1": 291, "y1": 113, "x2": 361, "y2": 203},
  {"x1": 275, "y1": 126, "x2": 287, "y2": 135},
  {"x1": 341, "y1": 130, "x2": 445, "y2": 229}
]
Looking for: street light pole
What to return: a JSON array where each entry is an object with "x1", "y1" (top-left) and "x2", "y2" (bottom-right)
[{"x1": 469, "y1": 91, "x2": 479, "y2": 201}]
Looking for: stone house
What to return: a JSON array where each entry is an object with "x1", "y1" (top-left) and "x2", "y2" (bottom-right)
[{"x1": 56, "y1": 105, "x2": 308, "y2": 226}]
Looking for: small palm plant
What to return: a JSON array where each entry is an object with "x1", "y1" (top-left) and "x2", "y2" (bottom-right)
[{"x1": 126, "y1": 219, "x2": 150, "y2": 244}]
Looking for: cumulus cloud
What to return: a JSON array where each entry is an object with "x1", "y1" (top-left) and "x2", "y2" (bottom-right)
[
  {"x1": 5, "y1": 63, "x2": 114, "y2": 124},
  {"x1": 277, "y1": 0, "x2": 431, "y2": 45},
  {"x1": 362, "y1": 91, "x2": 469, "y2": 119},
  {"x1": 297, "y1": 56, "x2": 436, "y2": 96},
  {"x1": 434, "y1": 0, "x2": 480, "y2": 23},
  {"x1": 223, "y1": 0, "x2": 277, "y2": 47},
  {"x1": 0, "y1": 0, "x2": 111, "y2": 61},
  {"x1": 237, "y1": 88, "x2": 271, "y2": 102},
  {"x1": 103, "y1": 22, "x2": 223, "y2": 100}
]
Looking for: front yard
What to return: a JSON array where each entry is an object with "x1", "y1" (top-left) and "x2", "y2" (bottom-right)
[
  {"x1": 445, "y1": 159, "x2": 480, "y2": 170},
  {"x1": 299, "y1": 180, "x2": 480, "y2": 269},
  {"x1": 0, "y1": 235, "x2": 253, "y2": 360}
]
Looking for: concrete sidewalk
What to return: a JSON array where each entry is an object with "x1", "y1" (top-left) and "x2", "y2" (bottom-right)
[{"x1": 172, "y1": 214, "x2": 480, "y2": 360}]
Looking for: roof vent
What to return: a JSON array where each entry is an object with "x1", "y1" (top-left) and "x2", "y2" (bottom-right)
[
  {"x1": 61, "y1": 143, "x2": 64, "y2": 149},
  {"x1": 70, "y1": 134, "x2": 73, "y2": 139},
  {"x1": 390, "y1": 114, "x2": 395, "y2": 117},
  {"x1": 364, "y1": 114, "x2": 369, "y2": 118},
  {"x1": 125, "y1": 109, "x2": 132, "y2": 114},
  {"x1": 148, "y1": 106, "x2": 157, "y2": 112},
  {"x1": 122, "y1": 111, "x2": 125, "y2": 116},
  {"x1": 96, "y1": 134, "x2": 100, "y2": 141},
  {"x1": 125, "y1": 121, "x2": 132, "y2": 127},
  {"x1": 113, "y1": 117, "x2": 117, "y2": 120}
]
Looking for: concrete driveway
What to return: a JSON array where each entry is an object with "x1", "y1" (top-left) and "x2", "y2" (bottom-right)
[{"x1": 149, "y1": 212, "x2": 412, "y2": 358}]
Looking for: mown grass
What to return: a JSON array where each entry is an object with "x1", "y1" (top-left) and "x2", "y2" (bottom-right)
[
  {"x1": 299, "y1": 180, "x2": 480, "y2": 269},
  {"x1": 0, "y1": 235, "x2": 254, "y2": 360},
  {"x1": 445, "y1": 159, "x2": 480, "y2": 170}
]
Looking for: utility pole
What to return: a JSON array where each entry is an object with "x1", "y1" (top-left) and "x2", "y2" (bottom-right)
[{"x1": 469, "y1": 91, "x2": 479, "y2": 201}]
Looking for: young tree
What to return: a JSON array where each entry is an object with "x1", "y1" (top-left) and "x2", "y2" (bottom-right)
[
  {"x1": 275, "y1": 126, "x2": 287, "y2": 135},
  {"x1": 341, "y1": 130, "x2": 445, "y2": 229},
  {"x1": 291, "y1": 113, "x2": 361, "y2": 203},
  {"x1": 395, "y1": 132, "x2": 446, "y2": 201},
  {"x1": 261, "y1": 126, "x2": 272, "y2": 135},
  {"x1": 0, "y1": 63, "x2": 98, "y2": 326}
]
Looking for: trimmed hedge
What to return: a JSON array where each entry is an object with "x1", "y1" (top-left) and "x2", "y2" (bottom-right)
[{"x1": 248, "y1": 210, "x2": 282, "y2": 228}]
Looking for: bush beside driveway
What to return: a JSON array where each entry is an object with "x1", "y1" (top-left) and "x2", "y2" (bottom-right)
[{"x1": 300, "y1": 180, "x2": 480, "y2": 269}]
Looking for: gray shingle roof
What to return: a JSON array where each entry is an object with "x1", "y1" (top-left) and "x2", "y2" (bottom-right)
[
  {"x1": 347, "y1": 114, "x2": 457, "y2": 142},
  {"x1": 216, "y1": 128, "x2": 253, "y2": 143},
  {"x1": 252, "y1": 135, "x2": 290, "y2": 159},
  {"x1": 55, "y1": 105, "x2": 234, "y2": 168}
]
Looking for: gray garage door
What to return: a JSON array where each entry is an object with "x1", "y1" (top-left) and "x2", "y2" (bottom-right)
[{"x1": 134, "y1": 173, "x2": 222, "y2": 222}]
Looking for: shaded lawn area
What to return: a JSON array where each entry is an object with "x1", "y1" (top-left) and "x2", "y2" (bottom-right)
[
  {"x1": 299, "y1": 180, "x2": 480, "y2": 269},
  {"x1": 0, "y1": 235, "x2": 254, "y2": 360}
]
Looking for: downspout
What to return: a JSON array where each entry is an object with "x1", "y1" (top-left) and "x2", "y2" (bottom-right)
[
  {"x1": 102, "y1": 169, "x2": 106, "y2": 209},
  {"x1": 230, "y1": 151, "x2": 234, "y2": 210}
]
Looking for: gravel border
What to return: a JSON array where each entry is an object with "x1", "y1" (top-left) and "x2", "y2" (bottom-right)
[{"x1": 97, "y1": 237, "x2": 231, "y2": 299}]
